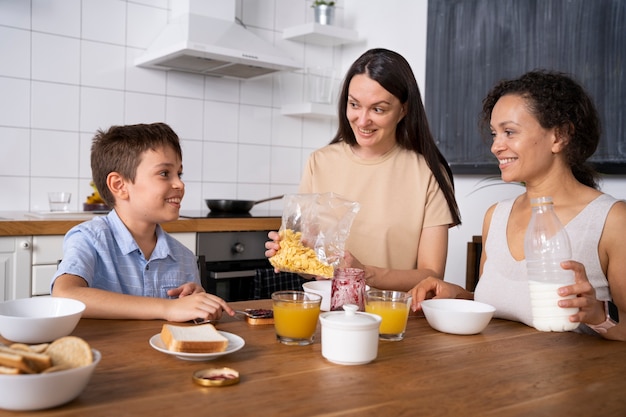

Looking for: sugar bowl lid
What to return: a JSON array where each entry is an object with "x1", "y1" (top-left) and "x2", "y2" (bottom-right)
[{"x1": 319, "y1": 304, "x2": 381, "y2": 329}]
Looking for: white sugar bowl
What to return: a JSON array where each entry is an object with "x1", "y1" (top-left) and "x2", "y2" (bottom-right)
[{"x1": 319, "y1": 304, "x2": 381, "y2": 365}]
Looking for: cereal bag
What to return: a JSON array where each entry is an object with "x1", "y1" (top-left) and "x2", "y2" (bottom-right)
[{"x1": 269, "y1": 193, "x2": 360, "y2": 278}]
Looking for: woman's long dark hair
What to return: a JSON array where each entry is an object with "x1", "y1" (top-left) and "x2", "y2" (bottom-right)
[{"x1": 331, "y1": 48, "x2": 461, "y2": 226}]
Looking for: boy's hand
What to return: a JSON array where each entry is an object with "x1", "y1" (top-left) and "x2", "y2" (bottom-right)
[{"x1": 167, "y1": 282, "x2": 205, "y2": 298}]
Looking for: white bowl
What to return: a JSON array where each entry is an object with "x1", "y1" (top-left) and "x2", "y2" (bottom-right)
[
  {"x1": 0, "y1": 349, "x2": 101, "y2": 411},
  {"x1": 0, "y1": 297, "x2": 85, "y2": 343},
  {"x1": 302, "y1": 280, "x2": 332, "y2": 311},
  {"x1": 421, "y1": 299, "x2": 495, "y2": 335}
]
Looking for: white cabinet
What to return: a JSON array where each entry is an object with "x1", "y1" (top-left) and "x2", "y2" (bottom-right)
[
  {"x1": 0, "y1": 232, "x2": 198, "y2": 299},
  {"x1": 172, "y1": 233, "x2": 197, "y2": 255},
  {"x1": 0, "y1": 236, "x2": 32, "y2": 301},
  {"x1": 32, "y1": 235, "x2": 64, "y2": 296}
]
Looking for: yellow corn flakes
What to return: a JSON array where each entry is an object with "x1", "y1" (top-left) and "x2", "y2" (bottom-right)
[{"x1": 269, "y1": 229, "x2": 334, "y2": 278}]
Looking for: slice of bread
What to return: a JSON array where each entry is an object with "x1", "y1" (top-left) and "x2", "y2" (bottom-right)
[
  {"x1": 160, "y1": 323, "x2": 229, "y2": 353},
  {"x1": 0, "y1": 346, "x2": 52, "y2": 373}
]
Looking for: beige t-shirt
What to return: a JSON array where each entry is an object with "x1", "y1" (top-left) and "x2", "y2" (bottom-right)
[{"x1": 299, "y1": 141, "x2": 454, "y2": 270}]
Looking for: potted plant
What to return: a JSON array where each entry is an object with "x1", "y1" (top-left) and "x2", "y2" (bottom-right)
[{"x1": 311, "y1": 1, "x2": 335, "y2": 25}]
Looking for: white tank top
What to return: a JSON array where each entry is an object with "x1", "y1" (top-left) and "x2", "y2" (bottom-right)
[{"x1": 474, "y1": 193, "x2": 618, "y2": 327}]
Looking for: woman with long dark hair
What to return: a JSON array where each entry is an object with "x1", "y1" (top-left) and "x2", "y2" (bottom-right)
[{"x1": 267, "y1": 48, "x2": 461, "y2": 291}]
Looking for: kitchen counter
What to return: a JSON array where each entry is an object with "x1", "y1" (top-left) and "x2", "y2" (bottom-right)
[{"x1": 0, "y1": 211, "x2": 282, "y2": 236}]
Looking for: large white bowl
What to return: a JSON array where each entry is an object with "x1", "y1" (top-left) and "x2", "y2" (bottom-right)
[
  {"x1": 0, "y1": 297, "x2": 85, "y2": 343},
  {"x1": 421, "y1": 299, "x2": 495, "y2": 335},
  {"x1": 0, "y1": 349, "x2": 101, "y2": 411}
]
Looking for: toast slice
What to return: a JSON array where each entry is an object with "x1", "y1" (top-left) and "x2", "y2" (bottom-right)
[
  {"x1": 160, "y1": 323, "x2": 229, "y2": 353},
  {"x1": 0, "y1": 346, "x2": 52, "y2": 373}
]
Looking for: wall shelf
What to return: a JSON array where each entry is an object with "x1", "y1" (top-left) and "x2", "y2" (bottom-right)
[
  {"x1": 281, "y1": 102, "x2": 336, "y2": 119},
  {"x1": 282, "y1": 23, "x2": 359, "y2": 46}
]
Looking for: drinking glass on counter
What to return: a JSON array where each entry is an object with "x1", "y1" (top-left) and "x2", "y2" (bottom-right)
[
  {"x1": 48, "y1": 192, "x2": 72, "y2": 212},
  {"x1": 271, "y1": 291, "x2": 322, "y2": 346},
  {"x1": 365, "y1": 290, "x2": 412, "y2": 341}
]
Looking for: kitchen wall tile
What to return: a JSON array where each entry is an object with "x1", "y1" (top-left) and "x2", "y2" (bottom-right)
[
  {"x1": 82, "y1": 0, "x2": 126, "y2": 45},
  {"x1": 0, "y1": 177, "x2": 30, "y2": 211},
  {"x1": 79, "y1": 132, "x2": 94, "y2": 179},
  {"x1": 181, "y1": 180, "x2": 202, "y2": 211},
  {"x1": 202, "y1": 182, "x2": 240, "y2": 201},
  {"x1": 202, "y1": 141, "x2": 238, "y2": 183},
  {"x1": 180, "y1": 139, "x2": 203, "y2": 182},
  {"x1": 131, "y1": 0, "x2": 168, "y2": 8},
  {"x1": 80, "y1": 87, "x2": 125, "y2": 133},
  {"x1": 270, "y1": 146, "x2": 302, "y2": 185},
  {"x1": 275, "y1": 70, "x2": 305, "y2": 107},
  {"x1": 80, "y1": 41, "x2": 126, "y2": 89},
  {"x1": 30, "y1": 129, "x2": 80, "y2": 178},
  {"x1": 0, "y1": 1, "x2": 30, "y2": 29},
  {"x1": 166, "y1": 72, "x2": 205, "y2": 99},
  {"x1": 31, "y1": 82, "x2": 80, "y2": 131},
  {"x1": 240, "y1": 75, "x2": 274, "y2": 106},
  {"x1": 32, "y1": 0, "x2": 80, "y2": 37},
  {"x1": 0, "y1": 127, "x2": 30, "y2": 177},
  {"x1": 203, "y1": 101, "x2": 239, "y2": 142},
  {"x1": 238, "y1": 144, "x2": 270, "y2": 183},
  {"x1": 302, "y1": 117, "x2": 336, "y2": 150},
  {"x1": 274, "y1": 0, "x2": 305, "y2": 31},
  {"x1": 236, "y1": 182, "x2": 272, "y2": 202},
  {"x1": 125, "y1": 48, "x2": 167, "y2": 94},
  {"x1": 271, "y1": 109, "x2": 302, "y2": 147},
  {"x1": 0, "y1": 27, "x2": 30, "y2": 78},
  {"x1": 239, "y1": 105, "x2": 272, "y2": 145},
  {"x1": 124, "y1": 91, "x2": 166, "y2": 125},
  {"x1": 204, "y1": 76, "x2": 240, "y2": 103},
  {"x1": 242, "y1": 0, "x2": 275, "y2": 30},
  {"x1": 166, "y1": 96, "x2": 204, "y2": 140},
  {"x1": 126, "y1": 2, "x2": 168, "y2": 49},
  {"x1": 32, "y1": 33, "x2": 80, "y2": 84},
  {"x1": 0, "y1": 77, "x2": 30, "y2": 128}
]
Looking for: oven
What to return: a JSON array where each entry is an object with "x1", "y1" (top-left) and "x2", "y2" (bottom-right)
[{"x1": 196, "y1": 231, "x2": 307, "y2": 302}]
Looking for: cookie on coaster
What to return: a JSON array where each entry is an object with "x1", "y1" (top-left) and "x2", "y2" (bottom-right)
[{"x1": 45, "y1": 336, "x2": 93, "y2": 368}]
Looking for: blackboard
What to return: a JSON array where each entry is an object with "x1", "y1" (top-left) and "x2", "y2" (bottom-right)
[{"x1": 425, "y1": 0, "x2": 626, "y2": 174}]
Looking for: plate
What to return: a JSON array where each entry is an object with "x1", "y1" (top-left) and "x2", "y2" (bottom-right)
[{"x1": 149, "y1": 331, "x2": 245, "y2": 361}]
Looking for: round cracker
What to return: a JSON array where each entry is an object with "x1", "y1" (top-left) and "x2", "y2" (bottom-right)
[{"x1": 45, "y1": 336, "x2": 93, "y2": 368}]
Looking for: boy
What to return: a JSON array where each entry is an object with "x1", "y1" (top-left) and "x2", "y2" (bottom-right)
[{"x1": 52, "y1": 123, "x2": 234, "y2": 322}]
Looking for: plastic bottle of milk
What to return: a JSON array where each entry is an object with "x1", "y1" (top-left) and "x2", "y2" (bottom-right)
[{"x1": 524, "y1": 196, "x2": 580, "y2": 332}]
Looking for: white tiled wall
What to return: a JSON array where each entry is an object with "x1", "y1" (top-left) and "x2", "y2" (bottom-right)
[{"x1": 0, "y1": 0, "x2": 345, "y2": 214}]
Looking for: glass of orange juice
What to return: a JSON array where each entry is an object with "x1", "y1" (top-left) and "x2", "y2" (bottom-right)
[
  {"x1": 365, "y1": 290, "x2": 412, "y2": 341},
  {"x1": 271, "y1": 291, "x2": 322, "y2": 345}
]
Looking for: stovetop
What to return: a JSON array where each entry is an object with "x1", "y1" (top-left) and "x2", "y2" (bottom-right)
[{"x1": 179, "y1": 210, "x2": 282, "y2": 219}]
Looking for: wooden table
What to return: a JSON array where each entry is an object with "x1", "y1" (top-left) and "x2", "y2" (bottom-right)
[{"x1": 4, "y1": 300, "x2": 626, "y2": 416}]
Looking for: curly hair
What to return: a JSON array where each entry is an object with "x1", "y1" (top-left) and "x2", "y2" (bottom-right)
[{"x1": 479, "y1": 70, "x2": 601, "y2": 189}]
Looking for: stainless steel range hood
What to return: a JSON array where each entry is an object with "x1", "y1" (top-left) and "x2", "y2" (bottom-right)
[{"x1": 135, "y1": 0, "x2": 301, "y2": 79}]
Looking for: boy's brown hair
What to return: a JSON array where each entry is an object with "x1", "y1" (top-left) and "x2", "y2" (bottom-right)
[{"x1": 91, "y1": 123, "x2": 182, "y2": 207}]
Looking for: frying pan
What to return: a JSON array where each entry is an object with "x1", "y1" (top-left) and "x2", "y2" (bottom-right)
[{"x1": 205, "y1": 195, "x2": 283, "y2": 214}]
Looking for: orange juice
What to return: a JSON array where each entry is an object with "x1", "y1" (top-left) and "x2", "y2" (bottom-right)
[
  {"x1": 365, "y1": 300, "x2": 409, "y2": 334},
  {"x1": 273, "y1": 302, "x2": 320, "y2": 339}
]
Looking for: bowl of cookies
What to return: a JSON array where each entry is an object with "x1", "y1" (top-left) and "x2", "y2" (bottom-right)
[
  {"x1": 0, "y1": 336, "x2": 100, "y2": 411},
  {"x1": 0, "y1": 297, "x2": 85, "y2": 344}
]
